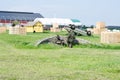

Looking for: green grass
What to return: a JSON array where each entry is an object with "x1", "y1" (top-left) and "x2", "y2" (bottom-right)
[
  {"x1": 0, "y1": 31, "x2": 120, "y2": 49},
  {"x1": 0, "y1": 32, "x2": 120, "y2": 80}
]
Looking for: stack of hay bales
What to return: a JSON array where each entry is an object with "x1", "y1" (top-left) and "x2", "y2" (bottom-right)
[
  {"x1": 93, "y1": 22, "x2": 107, "y2": 34},
  {"x1": 9, "y1": 26, "x2": 26, "y2": 35},
  {"x1": 0, "y1": 27, "x2": 6, "y2": 33},
  {"x1": 101, "y1": 31, "x2": 120, "y2": 44},
  {"x1": 50, "y1": 23, "x2": 60, "y2": 32}
]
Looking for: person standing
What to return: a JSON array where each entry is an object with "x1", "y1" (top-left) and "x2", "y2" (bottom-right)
[{"x1": 67, "y1": 24, "x2": 75, "y2": 48}]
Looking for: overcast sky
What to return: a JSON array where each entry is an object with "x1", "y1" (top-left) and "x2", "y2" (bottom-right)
[{"x1": 0, "y1": 0, "x2": 120, "y2": 26}]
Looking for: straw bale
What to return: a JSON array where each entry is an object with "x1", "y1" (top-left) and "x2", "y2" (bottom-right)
[
  {"x1": 0, "y1": 27, "x2": 6, "y2": 33},
  {"x1": 50, "y1": 27, "x2": 60, "y2": 32},
  {"x1": 9, "y1": 27, "x2": 26, "y2": 35},
  {"x1": 93, "y1": 28, "x2": 107, "y2": 35},
  {"x1": 101, "y1": 31, "x2": 120, "y2": 44},
  {"x1": 53, "y1": 23, "x2": 59, "y2": 28},
  {"x1": 96, "y1": 22, "x2": 105, "y2": 29},
  {"x1": 19, "y1": 27, "x2": 26, "y2": 35},
  {"x1": 93, "y1": 28, "x2": 100, "y2": 34}
]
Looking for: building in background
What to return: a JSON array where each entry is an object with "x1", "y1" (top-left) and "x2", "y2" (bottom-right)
[{"x1": 0, "y1": 11, "x2": 44, "y2": 26}]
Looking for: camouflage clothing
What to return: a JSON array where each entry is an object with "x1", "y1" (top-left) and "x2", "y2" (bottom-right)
[
  {"x1": 67, "y1": 29, "x2": 75, "y2": 48},
  {"x1": 54, "y1": 35, "x2": 65, "y2": 46}
]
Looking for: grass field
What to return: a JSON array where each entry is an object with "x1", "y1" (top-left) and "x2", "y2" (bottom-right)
[{"x1": 0, "y1": 31, "x2": 120, "y2": 80}]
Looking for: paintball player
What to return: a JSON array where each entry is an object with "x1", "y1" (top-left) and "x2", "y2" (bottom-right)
[
  {"x1": 67, "y1": 24, "x2": 76, "y2": 48},
  {"x1": 54, "y1": 35, "x2": 65, "y2": 46}
]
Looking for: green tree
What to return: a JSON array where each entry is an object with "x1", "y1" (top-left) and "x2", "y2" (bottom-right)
[{"x1": 11, "y1": 20, "x2": 20, "y2": 27}]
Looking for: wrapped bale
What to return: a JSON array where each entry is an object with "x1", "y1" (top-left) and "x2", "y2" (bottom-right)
[
  {"x1": 0, "y1": 27, "x2": 6, "y2": 33},
  {"x1": 101, "y1": 31, "x2": 120, "y2": 44}
]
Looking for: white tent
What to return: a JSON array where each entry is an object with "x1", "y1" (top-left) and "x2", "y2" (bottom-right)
[{"x1": 34, "y1": 18, "x2": 81, "y2": 26}]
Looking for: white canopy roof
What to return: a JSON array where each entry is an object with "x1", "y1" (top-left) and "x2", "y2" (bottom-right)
[{"x1": 34, "y1": 18, "x2": 82, "y2": 26}]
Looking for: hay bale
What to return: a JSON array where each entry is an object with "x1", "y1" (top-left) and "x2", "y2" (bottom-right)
[
  {"x1": 50, "y1": 23, "x2": 61, "y2": 32},
  {"x1": 93, "y1": 28, "x2": 107, "y2": 35},
  {"x1": 19, "y1": 27, "x2": 26, "y2": 35},
  {"x1": 53, "y1": 23, "x2": 59, "y2": 28},
  {"x1": 101, "y1": 31, "x2": 120, "y2": 44},
  {"x1": 96, "y1": 22, "x2": 105, "y2": 29},
  {"x1": 50, "y1": 27, "x2": 60, "y2": 32},
  {"x1": 9, "y1": 27, "x2": 26, "y2": 35},
  {"x1": 93, "y1": 28, "x2": 100, "y2": 34},
  {"x1": 9, "y1": 27, "x2": 16, "y2": 34},
  {"x1": 0, "y1": 27, "x2": 6, "y2": 33},
  {"x1": 93, "y1": 22, "x2": 107, "y2": 35}
]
